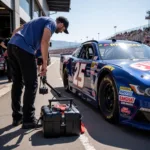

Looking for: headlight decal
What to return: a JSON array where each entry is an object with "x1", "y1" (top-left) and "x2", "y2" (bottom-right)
[{"x1": 130, "y1": 84, "x2": 150, "y2": 97}]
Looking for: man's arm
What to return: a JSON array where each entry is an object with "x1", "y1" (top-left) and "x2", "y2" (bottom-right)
[
  {"x1": 0, "y1": 41, "x2": 7, "y2": 49},
  {"x1": 40, "y1": 28, "x2": 51, "y2": 66},
  {"x1": 11, "y1": 24, "x2": 24, "y2": 37}
]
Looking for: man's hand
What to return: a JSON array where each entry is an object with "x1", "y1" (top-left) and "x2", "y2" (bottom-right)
[{"x1": 40, "y1": 63, "x2": 47, "y2": 76}]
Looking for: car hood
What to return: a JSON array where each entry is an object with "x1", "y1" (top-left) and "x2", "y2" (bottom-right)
[{"x1": 103, "y1": 59, "x2": 150, "y2": 84}]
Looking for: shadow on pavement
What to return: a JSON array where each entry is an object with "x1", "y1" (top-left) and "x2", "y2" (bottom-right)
[
  {"x1": 30, "y1": 130, "x2": 79, "y2": 146},
  {"x1": 0, "y1": 124, "x2": 31, "y2": 150},
  {"x1": 0, "y1": 124, "x2": 78, "y2": 149},
  {"x1": 50, "y1": 87, "x2": 150, "y2": 150},
  {"x1": 0, "y1": 75, "x2": 8, "y2": 85}
]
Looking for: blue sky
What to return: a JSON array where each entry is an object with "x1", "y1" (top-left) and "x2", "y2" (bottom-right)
[{"x1": 50, "y1": 0, "x2": 150, "y2": 42}]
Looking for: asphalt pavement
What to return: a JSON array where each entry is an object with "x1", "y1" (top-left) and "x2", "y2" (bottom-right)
[{"x1": 0, "y1": 57, "x2": 150, "y2": 150}]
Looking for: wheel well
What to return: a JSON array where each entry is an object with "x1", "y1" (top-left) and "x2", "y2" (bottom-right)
[{"x1": 97, "y1": 70, "x2": 110, "y2": 93}]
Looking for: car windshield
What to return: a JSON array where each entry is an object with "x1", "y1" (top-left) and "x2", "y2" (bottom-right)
[{"x1": 99, "y1": 43, "x2": 150, "y2": 60}]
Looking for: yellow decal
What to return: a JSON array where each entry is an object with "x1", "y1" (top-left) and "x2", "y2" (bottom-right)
[
  {"x1": 120, "y1": 86, "x2": 131, "y2": 91},
  {"x1": 91, "y1": 62, "x2": 98, "y2": 68},
  {"x1": 110, "y1": 44, "x2": 118, "y2": 46},
  {"x1": 103, "y1": 66, "x2": 114, "y2": 71},
  {"x1": 91, "y1": 62, "x2": 95, "y2": 68}
]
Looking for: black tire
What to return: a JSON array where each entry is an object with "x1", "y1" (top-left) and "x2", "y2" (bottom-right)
[
  {"x1": 63, "y1": 68, "x2": 70, "y2": 92},
  {"x1": 98, "y1": 75, "x2": 119, "y2": 123}
]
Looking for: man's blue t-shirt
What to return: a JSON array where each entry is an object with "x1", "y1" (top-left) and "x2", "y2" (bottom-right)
[
  {"x1": 9, "y1": 17, "x2": 56, "y2": 55},
  {"x1": 35, "y1": 49, "x2": 42, "y2": 58}
]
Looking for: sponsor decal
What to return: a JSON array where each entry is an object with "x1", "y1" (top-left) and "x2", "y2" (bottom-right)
[
  {"x1": 121, "y1": 107, "x2": 131, "y2": 115},
  {"x1": 109, "y1": 43, "x2": 141, "y2": 47},
  {"x1": 104, "y1": 44, "x2": 110, "y2": 47},
  {"x1": 90, "y1": 70, "x2": 95, "y2": 75},
  {"x1": 120, "y1": 86, "x2": 131, "y2": 91},
  {"x1": 103, "y1": 65, "x2": 114, "y2": 71},
  {"x1": 119, "y1": 95, "x2": 135, "y2": 104},
  {"x1": 140, "y1": 100, "x2": 150, "y2": 108},
  {"x1": 119, "y1": 90, "x2": 133, "y2": 96},
  {"x1": 120, "y1": 114, "x2": 131, "y2": 119},
  {"x1": 120, "y1": 102, "x2": 134, "y2": 106},
  {"x1": 130, "y1": 61, "x2": 150, "y2": 71},
  {"x1": 91, "y1": 62, "x2": 98, "y2": 68}
]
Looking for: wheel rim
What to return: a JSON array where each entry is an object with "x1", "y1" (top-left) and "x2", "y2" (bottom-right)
[{"x1": 102, "y1": 82, "x2": 115, "y2": 113}]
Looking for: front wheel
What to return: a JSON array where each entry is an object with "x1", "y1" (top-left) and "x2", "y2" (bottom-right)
[{"x1": 98, "y1": 75, "x2": 119, "y2": 123}]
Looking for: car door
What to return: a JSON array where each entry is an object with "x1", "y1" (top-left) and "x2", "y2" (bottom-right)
[
  {"x1": 71, "y1": 45, "x2": 86, "y2": 89},
  {"x1": 80, "y1": 44, "x2": 97, "y2": 99},
  {"x1": 71, "y1": 43, "x2": 95, "y2": 98}
]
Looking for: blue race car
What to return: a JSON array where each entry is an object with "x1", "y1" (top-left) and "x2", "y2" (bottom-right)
[{"x1": 60, "y1": 39, "x2": 150, "y2": 130}]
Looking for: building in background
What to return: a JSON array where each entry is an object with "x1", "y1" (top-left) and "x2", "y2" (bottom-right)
[{"x1": 0, "y1": 0, "x2": 71, "y2": 38}]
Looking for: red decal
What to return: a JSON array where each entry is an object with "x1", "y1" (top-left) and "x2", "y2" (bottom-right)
[
  {"x1": 119, "y1": 95, "x2": 135, "y2": 103},
  {"x1": 130, "y1": 61, "x2": 150, "y2": 71},
  {"x1": 121, "y1": 107, "x2": 131, "y2": 115}
]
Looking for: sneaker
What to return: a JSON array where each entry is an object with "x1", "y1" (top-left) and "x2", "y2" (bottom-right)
[
  {"x1": 22, "y1": 118, "x2": 42, "y2": 129},
  {"x1": 12, "y1": 119, "x2": 23, "y2": 126}
]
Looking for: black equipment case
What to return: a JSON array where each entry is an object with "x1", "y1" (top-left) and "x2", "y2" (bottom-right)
[{"x1": 39, "y1": 77, "x2": 82, "y2": 138}]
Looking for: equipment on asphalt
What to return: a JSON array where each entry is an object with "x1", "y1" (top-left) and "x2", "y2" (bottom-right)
[
  {"x1": 38, "y1": 76, "x2": 85, "y2": 138},
  {"x1": 39, "y1": 76, "x2": 48, "y2": 94}
]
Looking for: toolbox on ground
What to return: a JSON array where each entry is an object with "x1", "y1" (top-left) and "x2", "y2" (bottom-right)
[{"x1": 39, "y1": 76, "x2": 84, "y2": 138}]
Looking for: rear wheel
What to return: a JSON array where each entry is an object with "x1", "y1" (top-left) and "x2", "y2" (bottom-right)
[
  {"x1": 63, "y1": 68, "x2": 70, "y2": 92},
  {"x1": 98, "y1": 75, "x2": 119, "y2": 123}
]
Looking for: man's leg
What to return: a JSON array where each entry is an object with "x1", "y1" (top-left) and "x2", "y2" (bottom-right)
[
  {"x1": 13, "y1": 47, "x2": 38, "y2": 128},
  {"x1": 7, "y1": 44, "x2": 23, "y2": 126},
  {"x1": 5, "y1": 57, "x2": 12, "y2": 82}
]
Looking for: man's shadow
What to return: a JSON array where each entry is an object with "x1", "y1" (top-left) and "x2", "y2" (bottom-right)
[{"x1": 0, "y1": 124, "x2": 32, "y2": 150}]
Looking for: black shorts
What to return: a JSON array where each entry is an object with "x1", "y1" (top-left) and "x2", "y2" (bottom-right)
[{"x1": 37, "y1": 58, "x2": 43, "y2": 66}]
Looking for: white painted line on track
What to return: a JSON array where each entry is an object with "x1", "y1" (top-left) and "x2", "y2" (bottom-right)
[
  {"x1": 0, "y1": 85, "x2": 11, "y2": 98},
  {"x1": 47, "y1": 60, "x2": 57, "y2": 69},
  {"x1": 79, "y1": 134, "x2": 96, "y2": 150},
  {"x1": 60, "y1": 80, "x2": 96, "y2": 150}
]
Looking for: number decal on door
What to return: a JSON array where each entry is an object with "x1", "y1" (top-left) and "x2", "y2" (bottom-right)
[{"x1": 73, "y1": 62, "x2": 86, "y2": 88}]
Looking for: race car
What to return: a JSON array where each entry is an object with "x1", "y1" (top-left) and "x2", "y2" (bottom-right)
[{"x1": 60, "y1": 39, "x2": 150, "y2": 130}]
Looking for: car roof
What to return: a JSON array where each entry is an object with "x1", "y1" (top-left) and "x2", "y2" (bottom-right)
[
  {"x1": 98, "y1": 40, "x2": 141, "y2": 44},
  {"x1": 82, "y1": 39, "x2": 142, "y2": 45}
]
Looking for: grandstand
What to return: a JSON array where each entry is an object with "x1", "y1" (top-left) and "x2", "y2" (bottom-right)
[
  {"x1": 108, "y1": 25, "x2": 150, "y2": 46},
  {"x1": 108, "y1": 10, "x2": 150, "y2": 46}
]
